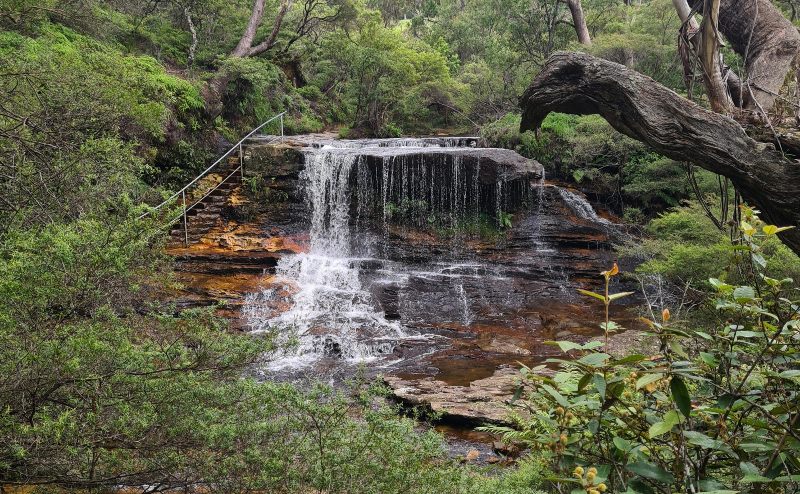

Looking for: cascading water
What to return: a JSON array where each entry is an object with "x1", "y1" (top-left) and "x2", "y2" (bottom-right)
[
  {"x1": 555, "y1": 186, "x2": 613, "y2": 226},
  {"x1": 246, "y1": 146, "x2": 409, "y2": 369},
  {"x1": 244, "y1": 136, "x2": 615, "y2": 374}
]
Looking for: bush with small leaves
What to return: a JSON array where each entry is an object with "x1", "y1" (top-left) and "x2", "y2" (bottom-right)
[{"x1": 494, "y1": 206, "x2": 800, "y2": 493}]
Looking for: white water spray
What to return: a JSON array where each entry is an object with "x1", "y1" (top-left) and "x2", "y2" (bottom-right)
[
  {"x1": 555, "y1": 187, "x2": 613, "y2": 226},
  {"x1": 247, "y1": 148, "x2": 407, "y2": 369}
]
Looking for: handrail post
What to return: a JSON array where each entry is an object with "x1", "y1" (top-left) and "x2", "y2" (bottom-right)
[
  {"x1": 239, "y1": 142, "x2": 244, "y2": 181},
  {"x1": 280, "y1": 113, "x2": 284, "y2": 142},
  {"x1": 182, "y1": 190, "x2": 188, "y2": 246}
]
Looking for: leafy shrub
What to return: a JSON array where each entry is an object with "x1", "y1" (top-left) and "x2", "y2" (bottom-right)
[
  {"x1": 622, "y1": 201, "x2": 800, "y2": 292},
  {"x1": 491, "y1": 208, "x2": 800, "y2": 493}
]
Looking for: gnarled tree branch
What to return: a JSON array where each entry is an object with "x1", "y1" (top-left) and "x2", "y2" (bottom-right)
[{"x1": 519, "y1": 52, "x2": 800, "y2": 253}]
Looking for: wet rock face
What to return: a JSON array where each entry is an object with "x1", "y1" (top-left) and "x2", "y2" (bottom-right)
[{"x1": 243, "y1": 140, "x2": 543, "y2": 232}]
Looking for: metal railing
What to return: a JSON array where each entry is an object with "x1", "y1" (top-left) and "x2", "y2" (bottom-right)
[{"x1": 139, "y1": 111, "x2": 286, "y2": 245}]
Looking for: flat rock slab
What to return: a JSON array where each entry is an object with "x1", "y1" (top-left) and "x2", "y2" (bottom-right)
[
  {"x1": 248, "y1": 136, "x2": 543, "y2": 182},
  {"x1": 384, "y1": 366, "x2": 523, "y2": 425}
]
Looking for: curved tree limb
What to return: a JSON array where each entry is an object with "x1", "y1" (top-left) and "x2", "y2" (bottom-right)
[{"x1": 519, "y1": 52, "x2": 800, "y2": 254}]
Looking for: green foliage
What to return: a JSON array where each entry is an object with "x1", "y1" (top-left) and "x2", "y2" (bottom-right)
[
  {"x1": 312, "y1": 10, "x2": 464, "y2": 136},
  {"x1": 496, "y1": 209, "x2": 800, "y2": 493},
  {"x1": 1, "y1": 23, "x2": 202, "y2": 141},
  {"x1": 583, "y1": 0, "x2": 685, "y2": 90},
  {"x1": 621, "y1": 201, "x2": 800, "y2": 291}
]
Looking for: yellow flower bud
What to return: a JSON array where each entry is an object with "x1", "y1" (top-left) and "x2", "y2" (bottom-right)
[
  {"x1": 588, "y1": 490, "x2": 600, "y2": 494},
  {"x1": 588, "y1": 467, "x2": 598, "y2": 475},
  {"x1": 597, "y1": 483, "x2": 607, "y2": 492},
  {"x1": 662, "y1": 308, "x2": 671, "y2": 322},
  {"x1": 586, "y1": 471, "x2": 596, "y2": 482},
  {"x1": 574, "y1": 466, "x2": 584, "y2": 476}
]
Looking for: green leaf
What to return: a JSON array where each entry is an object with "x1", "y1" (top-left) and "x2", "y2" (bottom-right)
[
  {"x1": 510, "y1": 384, "x2": 523, "y2": 404},
  {"x1": 608, "y1": 291, "x2": 635, "y2": 301},
  {"x1": 683, "y1": 431, "x2": 737, "y2": 457},
  {"x1": 709, "y1": 278, "x2": 733, "y2": 292},
  {"x1": 670, "y1": 377, "x2": 691, "y2": 418},
  {"x1": 739, "y1": 461, "x2": 770, "y2": 484},
  {"x1": 540, "y1": 384, "x2": 569, "y2": 408},
  {"x1": 741, "y1": 474, "x2": 771, "y2": 483},
  {"x1": 593, "y1": 373, "x2": 606, "y2": 398},
  {"x1": 600, "y1": 320, "x2": 620, "y2": 332},
  {"x1": 636, "y1": 373, "x2": 664, "y2": 390},
  {"x1": 626, "y1": 461, "x2": 675, "y2": 484},
  {"x1": 733, "y1": 286, "x2": 756, "y2": 303},
  {"x1": 668, "y1": 339, "x2": 688, "y2": 358},
  {"x1": 577, "y1": 288, "x2": 606, "y2": 302},
  {"x1": 739, "y1": 442, "x2": 775, "y2": 452},
  {"x1": 577, "y1": 372, "x2": 592, "y2": 391},
  {"x1": 648, "y1": 421, "x2": 674, "y2": 439},
  {"x1": 613, "y1": 436, "x2": 632, "y2": 452},
  {"x1": 699, "y1": 352, "x2": 718, "y2": 366},
  {"x1": 648, "y1": 410, "x2": 682, "y2": 438},
  {"x1": 545, "y1": 340, "x2": 583, "y2": 353},
  {"x1": 612, "y1": 354, "x2": 646, "y2": 365},
  {"x1": 577, "y1": 352, "x2": 610, "y2": 367}
]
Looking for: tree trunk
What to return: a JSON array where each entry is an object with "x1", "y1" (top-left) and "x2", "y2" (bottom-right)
[
  {"x1": 698, "y1": 0, "x2": 730, "y2": 113},
  {"x1": 232, "y1": 0, "x2": 268, "y2": 57},
  {"x1": 231, "y1": 0, "x2": 290, "y2": 58},
  {"x1": 204, "y1": 0, "x2": 291, "y2": 114},
  {"x1": 565, "y1": 0, "x2": 591, "y2": 46},
  {"x1": 691, "y1": 0, "x2": 800, "y2": 114},
  {"x1": 185, "y1": 7, "x2": 198, "y2": 66},
  {"x1": 519, "y1": 52, "x2": 800, "y2": 254},
  {"x1": 672, "y1": 0, "x2": 698, "y2": 29}
]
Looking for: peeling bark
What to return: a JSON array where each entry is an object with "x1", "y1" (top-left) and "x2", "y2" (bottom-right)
[
  {"x1": 185, "y1": 7, "x2": 198, "y2": 66},
  {"x1": 692, "y1": 0, "x2": 800, "y2": 114},
  {"x1": 519, "y1": 52, "x2": 800, "y2": 254}
]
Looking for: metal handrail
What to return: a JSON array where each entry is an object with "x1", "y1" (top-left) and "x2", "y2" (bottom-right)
[
  {"x1": 139, "y1": 111, "x2": 286, "y2": 220},
  {"x1": 167, "y1": 164, "x2": 243, "y2": 244}
]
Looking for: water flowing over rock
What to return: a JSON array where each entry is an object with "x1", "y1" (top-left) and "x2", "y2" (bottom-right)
[
  {"x1": 554, "y1": 186, "x2": 613, "y2": 227},
  {"x1": 170, "y1": 135, "x2": 636, "y2": 424},
  {"x1": 245, "y1": 138, "x2": 543, "y2": 370}
]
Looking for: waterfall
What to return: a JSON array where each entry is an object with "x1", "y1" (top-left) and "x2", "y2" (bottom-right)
[
  {"x1": 245, "y1": 139, "x2": 536, "y2": 371},
  {"x1": 555, "y1": 187, "x2": 613, "y2": 226},
  {"x1": 246, "y1": 147, "x2": 408, "y2": 369},
  {"x1": 312, "y1": 137, "x2": 478, "y2": 149}
]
